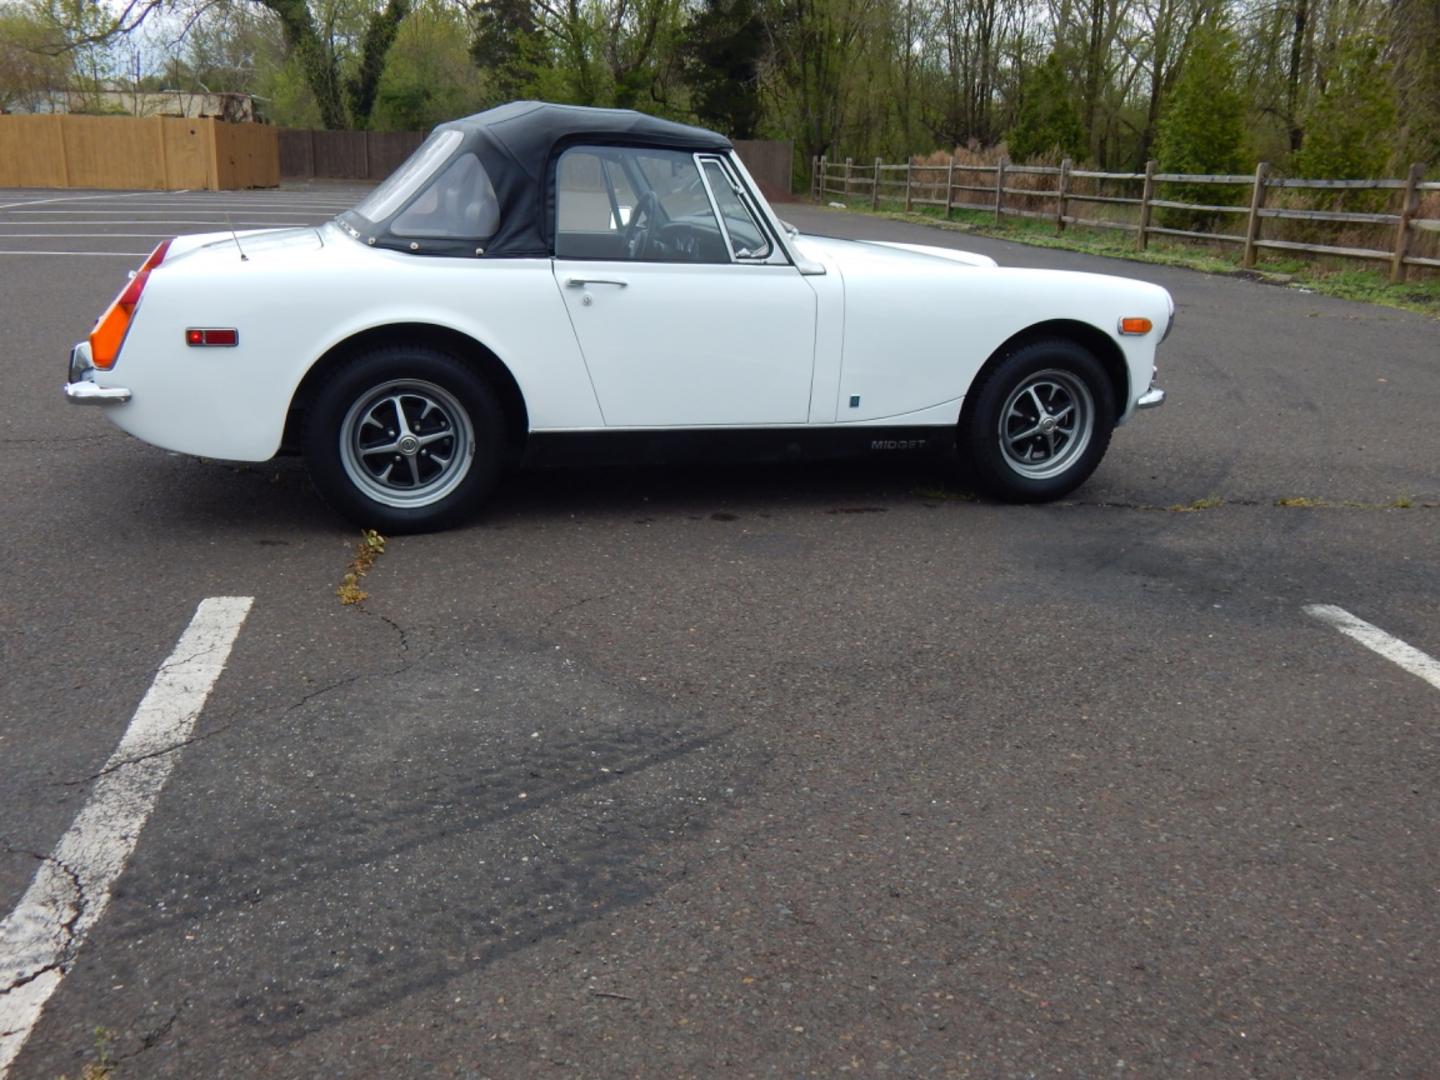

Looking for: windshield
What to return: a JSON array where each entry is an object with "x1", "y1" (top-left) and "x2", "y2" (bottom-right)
[{"x1": 350, "y1": 129, "x2": 463, "y2": 223}]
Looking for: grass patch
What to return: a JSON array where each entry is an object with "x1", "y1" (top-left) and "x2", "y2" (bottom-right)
[
  {"x1": 58, "y1": 1028, "x2": 114, "y2": 1080},
  {"x1": 1274, "y1": 495, "x2": 1430, "y2": 509},
  {"x1": 337, "y1": 528, "x2": 386, "y2": 605},
  {"x1": 1168, "y1": 495, "x2": 1225, "y2": 512},
  {"x1": 814, "y1": 201, "x2": 1440, "y2": 318},
  {"x1": 912, "y1": 485, "x2": 978, "y2": 502}
]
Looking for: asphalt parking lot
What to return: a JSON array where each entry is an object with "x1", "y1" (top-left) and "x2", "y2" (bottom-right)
[{"x1": 2, "y1": 185, "x2": 1438, "y2": 1077}]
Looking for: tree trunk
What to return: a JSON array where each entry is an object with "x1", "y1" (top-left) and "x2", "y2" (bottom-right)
[
  {"x1": 261, "y1": 0, "x2": 347, "y2": 129},
  {"x1": 1286, "y1": 0, "x2": 1308, "y2": 152},
  {"x1": 347, "y1": 0, "x2": 411, "y2": 128}
]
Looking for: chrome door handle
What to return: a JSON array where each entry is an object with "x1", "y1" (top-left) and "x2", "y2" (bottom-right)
[{"x1": 565, "y1": 277, "x2": 628, "y2": 288}]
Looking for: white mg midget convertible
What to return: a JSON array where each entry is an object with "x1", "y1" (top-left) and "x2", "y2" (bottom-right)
[{"x1": 66, "y1": 101, "x2": 1171, "y2": 531}]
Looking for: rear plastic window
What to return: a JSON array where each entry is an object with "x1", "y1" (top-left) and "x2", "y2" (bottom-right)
[
  {"x1": 391, "y1": 154, "x2": 500, "y2": 240},
  {"x1": 352, "y1": 129, "x2": 463, "y2": 223}
]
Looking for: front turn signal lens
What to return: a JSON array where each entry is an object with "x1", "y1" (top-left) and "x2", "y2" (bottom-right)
[{"x1": 1118, "y1": 317, "x2": 1153, "y2": 336}]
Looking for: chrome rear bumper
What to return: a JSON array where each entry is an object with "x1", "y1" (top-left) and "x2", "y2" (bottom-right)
[{"x1": 64, "y1": 341, "x2": 131, "y2": 406}]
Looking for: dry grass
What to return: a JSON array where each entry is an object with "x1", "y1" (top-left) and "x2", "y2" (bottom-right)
[{"x1": 336, "y1": 529, "x2": 387, "y2": 605}]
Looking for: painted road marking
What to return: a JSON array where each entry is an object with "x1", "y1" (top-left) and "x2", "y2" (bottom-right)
[
  {"x1": 8, "y1": 208, "x2": 349, "y2": 216},
  {"x1": 0, "y1": 597, "x2": 254, "y2": 1076},
  {"x1": 0, "y1": 234, "x2": 246, "y2": 240},
  {"x1": 0, "y1": 251, "x2": 150, "y2": 257},
  {"x1": 0, "y1": 192, "x2": 153, "y2": 211},
  {"x1": 1304, "y1": 604, "x2": 1440, "y2": 692},
  {"x1": 0, "y1": 220, "x2": 334, "y2": 226}
]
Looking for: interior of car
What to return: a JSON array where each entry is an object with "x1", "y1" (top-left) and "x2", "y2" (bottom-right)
[{"x1": 554, "y1": 146, "x2": 760, "y2": 263}]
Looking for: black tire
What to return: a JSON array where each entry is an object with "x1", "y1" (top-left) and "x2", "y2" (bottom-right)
[
  {"x1": 961, "y1": 338, "x2": 1116, "y2": 502},
  {"x1": 303, "y1": 346, "x2": 504, "y2": 533}
]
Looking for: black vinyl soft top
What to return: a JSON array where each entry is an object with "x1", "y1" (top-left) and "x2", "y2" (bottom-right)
[{"x1": 337, "y1": 101, "x2": 733, "y2": 259}]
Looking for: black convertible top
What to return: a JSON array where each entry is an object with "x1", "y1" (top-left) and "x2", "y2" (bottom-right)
[{"x1": 338, "y1": 101, "x2": 733, "y2": 259}]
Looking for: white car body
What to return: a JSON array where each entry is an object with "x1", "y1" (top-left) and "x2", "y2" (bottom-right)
[{"x1": 67, "y1": 102, "x2": 1170, "y2": 530}]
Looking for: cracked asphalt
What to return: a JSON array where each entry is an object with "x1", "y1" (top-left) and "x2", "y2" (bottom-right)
[{"x1": 2, "y1": 190, "x2": 1439, "y2": 1077}]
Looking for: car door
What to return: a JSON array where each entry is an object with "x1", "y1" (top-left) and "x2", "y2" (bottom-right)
[{"x1": 552, "y1": 146, "x2": 817, "y2": 428}]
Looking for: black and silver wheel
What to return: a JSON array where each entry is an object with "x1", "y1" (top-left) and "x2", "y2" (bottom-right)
[
  {"x1": 304, "y1": 346, "x2": 503, "y2": 532},
  {"x1": 962, "y1": 338, "x2": 1115, "y2": 502}
]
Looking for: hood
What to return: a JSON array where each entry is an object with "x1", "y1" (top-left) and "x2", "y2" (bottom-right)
[{"x1": 794, "y1": 234, "x2": 998, "y2": 273}]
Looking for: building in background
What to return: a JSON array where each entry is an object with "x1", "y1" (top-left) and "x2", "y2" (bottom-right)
[{"x1": 5, "y1": 88, "x2": 257, "y2": 122}]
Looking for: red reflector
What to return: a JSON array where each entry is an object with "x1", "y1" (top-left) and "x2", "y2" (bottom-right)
[
  {"x1": 119, "y1": 271, "x2": 148, "y2": 308},
  {"x1": 185, "y1": 328, "x2": 239, "y2": 347},
  {"x1": 141, "y1": 239, "x2": 172, "y2": 272}
]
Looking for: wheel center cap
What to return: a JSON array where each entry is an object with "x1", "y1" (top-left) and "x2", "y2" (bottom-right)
[
  {"x1": 1039, "y1": 416, "x2": 1058, "y2": 434},
  {"x1": 397, "y1": 435, "x2": 420, "y2": 455}
]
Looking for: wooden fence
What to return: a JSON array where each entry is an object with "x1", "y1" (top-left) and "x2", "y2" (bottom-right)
[
  {"x1": 813, "y1": 155, "x2": 1440, "y2": 283},
  {"x1": 0, "y1": 114, "x2": 278, "y2": 190},
  {"x1": 733, "y1": 138, "x2": 794, "y2": 201},
  {"x1": 277, "y1": 128, "x2": 426, "y2": 181}
]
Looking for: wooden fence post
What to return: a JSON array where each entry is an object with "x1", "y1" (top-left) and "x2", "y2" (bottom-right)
[
  {"x1": 818, "y1": 156, "x2": 827, "y2": 199},
  {"x1": 994, "y1": 159, "x2": 1007, "y2": 224},
  {"x1": 944, "y1": 157, "x2": 955, "y2": 218},
  {"x1": 904, "y1": 158, "x2": 914, "y2": 212},
  {"x1": 154, "y1": 117, "x2": 171, "y2": 189},
  {"x1": 1391, "y1": 162, "x2": 1425, "y2": 283},
  {"x1": 1136, "y1": 160, "x2": 1156, "y2": 250},
  {"x1": 872, "y1": 157, "x2": 881, "y2": 210},
  {"x1": 54, "y1": 114, "x2": 71, "y2": 188},
  {"x1": 1055, "y1": 157, "x2": 1071, "y2": 233},
  {"x1": 844, "y1": 157, "x2": 853, "y2": 197},
  {"x1": 811, "y1": 156, "x2": 819, "y2": 199},
  {"x1": 1242, "y1": 161, "x2": 1270, "y2": 269}
]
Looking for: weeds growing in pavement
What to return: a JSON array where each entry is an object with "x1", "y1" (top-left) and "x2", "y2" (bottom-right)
[{"x1": 337, "y1": 529, "x2": 387, "y2": 605}]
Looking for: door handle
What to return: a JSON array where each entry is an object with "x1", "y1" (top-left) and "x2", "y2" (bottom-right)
[{"x1": 565, "y1": 277, "x2": 628, "y2": 288}]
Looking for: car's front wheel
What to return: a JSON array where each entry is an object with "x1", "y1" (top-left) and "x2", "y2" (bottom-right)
[
  {"x1": 304, "y1": 346, "x2": 503, "y2": 532},
  {"x1": 961, "y1": 338, "x2": 1116, "y2": 502}
]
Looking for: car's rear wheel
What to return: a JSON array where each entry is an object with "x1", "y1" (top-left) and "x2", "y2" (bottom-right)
[
  {"x1": 304, "y1": 346, "x2": 503, "y2": 532},
  {"x1": 961, "y1": 338, "x2": 1116, "y2": 502}
]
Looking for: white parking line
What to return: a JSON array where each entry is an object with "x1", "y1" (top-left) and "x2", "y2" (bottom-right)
[
  {"x1": 7, "y1": 208, "x2": 349, "y2": 216},
  {"x1": 0, "y1": 220, "x2": 329, "y2": 227},
  {"x1": 0, "y1": 597, "x2": 253, "y2": 1076},
  {"x1": 1304, "y1": 604, "x2": 1440, "y2": 692},
  {"x1": 0, "y1": 251, "x2": 149, "y2": 257},
  {"x1": 0, "y1": 192, "x2": 154, "y2": 211},
  {"x1": 0, "y1": 234, "x2": 224, "y2": 239}
]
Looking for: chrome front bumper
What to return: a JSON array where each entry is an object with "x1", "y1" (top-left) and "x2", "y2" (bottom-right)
[
  {"x1": 1136, "y1": 385, "x2": 1166, "y2": 409},
  {"x1": 64, "y1": 341, "x2": 131, "y2": 406}
]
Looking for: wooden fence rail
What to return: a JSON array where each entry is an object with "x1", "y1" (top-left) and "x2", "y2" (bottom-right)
[{"x1": 813, "y1": 155, "x2": 1438, "y2": 282}]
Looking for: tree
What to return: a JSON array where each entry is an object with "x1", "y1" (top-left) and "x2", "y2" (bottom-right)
[
  {"x1": 470, "y1": 0, "x2": 541, "y2": 102},
  {"x1": 1008, "y1": 52, "x2": 1084, "y2": 160},
  {"x1": 0, "y1": 5, "x2": 68, "y2": 112},
  {"x1": 1388, "y1": 0, "x2": 1440, "y2": 165},
  {"x1": 371, "y1": 0, "x2": 484, "y2": 128},
  {"x1": 1133, "y1": 0, "x2": 1215, "y2": 165},
  {"x1": 1293, "y1": 36, "x2": 1395, "y2": 178},
  {"x1": 761, "y1": 0, "x2": 886, "y2": 164},
  {"x1": 25, "y1": 0, "x2": 413, "y2": 129},
  {"x1": 1154, "y1": 22, "x2": 1245, "y2": 175},
  {"x1": 679, "y1": 0, "x2": 765, "y2": 137}
]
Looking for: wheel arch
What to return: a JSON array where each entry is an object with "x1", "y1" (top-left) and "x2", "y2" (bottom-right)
[
  {"x1": 960, "y1": 320, "x2": 1128, "y2": 429},
  {"x1": 284, "y1": 323, "x2": 529, "y2": 458}
]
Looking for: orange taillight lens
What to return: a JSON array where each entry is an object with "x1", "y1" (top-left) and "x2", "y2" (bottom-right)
[{"x1": 89, "y1": 240, "x2": 172, "y2": 370}]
